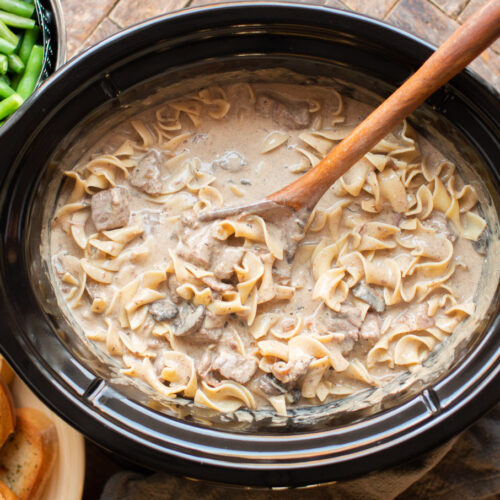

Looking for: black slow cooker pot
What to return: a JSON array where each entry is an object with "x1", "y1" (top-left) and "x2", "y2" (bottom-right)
[{"x1": 0, "y1": 2, "x2": 499, "y2": 488}]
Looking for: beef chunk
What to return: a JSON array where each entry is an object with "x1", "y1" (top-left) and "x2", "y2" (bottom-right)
[
  {"x1": 167, "y1": 274, "x2": 182, "y2": 303},
  {"x1": 393, "y1": 304, "x2": 434, "y2": 332},
  {"x1": 187, "y1": 311, "x2": 224, "y2": 344},
  {"x1": 255, "y1": 93, "x2": 310, "y2": 130},
  {"x1": 325, "y1": 317, "x2": 359, "y2": 339},
  {"x1": 198, "y1": 332, "x2": 258, "y2": 385},
  {"x1": 271, "y1": 355, "x2": 312, "y2": 386},
  {"x1": 352, "y1": 282, "x2": 385, "y2": 313},
  {"x1": 359, "y1": 313, "x2": 381, "y2": 341},
  {"x1": 338, "y1": 303, "x2": 364, "y2": 329},
  {"x1": 203, "y1": 311, "x2": 225, "y2": 329},
  {"x1": 212, "y1": 349, "x2": 258, "y2": 385},
  {"x1": 197, "y1": 349, "x2": 219, "y2": 386},
  {"x1": 320, "y1": 305, "x2": 362, "y2": 340},
  {"x1": 177, "y1": 223, "x2": 242, "y2": 275},
  {"x1": 150, "y1": 299, "x2": 178, "y2": 322},
  {"x1": 91, "y1": 187, "x2": 130, "y2": 232},
  {"x1": 212, "y1": 247, "x2": 245, "y2": 280},
  {"x1": 274, "y1": 258, "x2": 292, "y2": 283},
  {"x1": 130, "y1": 151, "x2": 163, "y2": 195},
  {"x1": 425, "y1": 213, "x2": 457, "y2": 242},
  {"x1": 188, "y1": 327, "x2": 223, "y2": 344},
  {"x1": 200, "y1": 275, "x2": 234, "y2": 293},
  {"x1": 176, "y1": 224, "x2": 218, "y2": 268}
]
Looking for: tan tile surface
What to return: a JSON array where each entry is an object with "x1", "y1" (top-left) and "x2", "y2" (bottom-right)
[
  {"x1": 388, "y1": 0, "x2": 459, "y2": 46},
  {"x1": 62, "y1": 0, "x2": 499, "y2": 99},
  {"x1": 109, "y1": 0, "x2": 190, "y2": 28},
  {"x1": 188, "y1": 0, "x2": 346, "y2": 5},
  {"x1": 80, "y1": 17, "x2": 122, "y2": 54},
  {"x1": 431, "y1": 0, "x2": 468, "y2": 17},
  {"x1": 388, "y1": 0, "x2": 499, "y2": 88},
  {"x1": 189, "y1": 0, "x2": 349, "y2": 9},
  {"x1": 342, "y1": 0, "x2": 396, "y2": 18},
  {"x1": 458, "y1": 0, "x2": 500, "y2": 53},
  {"x1": 458, "y1": 0, "x2": 488, "y2": 20},
  {"x1": 323, "y1": 0, "x2": 350, "y2": 7},
  {"x1": 60, "y1": 0, "x2": 117, "y2": 58}
]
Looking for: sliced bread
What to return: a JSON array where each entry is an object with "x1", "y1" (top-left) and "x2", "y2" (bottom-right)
[
  {"x1": 0, "y1": 408, "x2": 58, "y2": 500},
  {"x1": 0, "y1": 358, "x2": 14, "y2": 386},
  {"x1": 0, "y1": 479, "x2": 17, "y2": 500},
  {"x1": 0, "y1": 380, "x2": 15, "y2": 449}
]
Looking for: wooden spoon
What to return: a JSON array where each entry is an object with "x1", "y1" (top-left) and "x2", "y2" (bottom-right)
[{"x1": 199, "y1": 0, "x2": 500, "y2": 224}]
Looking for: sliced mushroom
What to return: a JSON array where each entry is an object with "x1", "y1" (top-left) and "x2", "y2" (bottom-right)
[
  {"x1": 255, "y1": 374, "x2": 287, "y2": 397},
  {"x1": 284, "y1": 389, "x2": 302, "y2": 405},
  {"x1": 472, "y1": 227, "x2": 489, "y2": 255},
  {"x1": 212, "y1": 151, "x2": 247, "y2": 172},
  {"x1": 150, "y1": 299, "x2": 179, "y2": 322},
  {"x1": 173, "y1": 304, "x2": 206, "y2": 336},
  {"x1": 352, "y1": 282, "x2": 386, "y2": 313}
]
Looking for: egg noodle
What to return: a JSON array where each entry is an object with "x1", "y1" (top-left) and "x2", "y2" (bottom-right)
[{"x1": 50, "y1": 82, "x2": 486, "y2": 415}]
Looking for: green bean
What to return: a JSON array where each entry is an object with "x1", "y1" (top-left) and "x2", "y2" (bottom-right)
[
  {"x1": 0, "y1": 0, "x2": 34, "y2": 18},
  {"x1": 1, "y1": 74, "x2": 10, "y2": 85},
  {"x1": 9, "y1": 71, "x2": 19, "y2": 88},
  {"x1": 0, "y1": 77, "x2": 14, "y2": 98},
  {"x1": 0, "y1": 36, "x2": 15, "y2": 55},
  {"x1": 0, "y1": 19, "x2": 17, "y2": 45},
  {"x1": 7, "y1": 53, "x2": 23, "y2": 73},
  {"x1": 0, "y1": 92, "x2": 22, "y2": 119},
  {"x1": 0, "y1": 54, "x2": 6, "y2": 74},
  {"x1": 18, "y1": 25, "x2": 38, "y2": 64},
  {"x1": 16, "y1": 43, "x2": 42, "y2": 99},
  {"x1": 0, "y1": 10, "x2": 35, "y2": 29}
]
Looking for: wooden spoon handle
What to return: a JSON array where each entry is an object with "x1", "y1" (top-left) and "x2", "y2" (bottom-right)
[{"x1": 268, "y1": 0, "x2": 500, "y2": 211}]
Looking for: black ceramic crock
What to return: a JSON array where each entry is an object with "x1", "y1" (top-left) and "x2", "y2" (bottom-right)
[{"x1": 0, "y1": 2, "x2": 498, "y2": 488}]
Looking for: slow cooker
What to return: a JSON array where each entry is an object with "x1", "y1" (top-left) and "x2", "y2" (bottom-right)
[{"x1": 0, "y1": 2, "x2": 498, "y2": 487}]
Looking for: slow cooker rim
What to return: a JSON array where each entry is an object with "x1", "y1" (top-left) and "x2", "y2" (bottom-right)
[{"x1": 0, "y1": 2, "x2": 498, "y2": 487}]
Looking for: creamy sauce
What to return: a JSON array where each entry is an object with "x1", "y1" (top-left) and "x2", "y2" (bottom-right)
[{"x1": 49, "y1": 82, "x2": 486, "y2": 415}]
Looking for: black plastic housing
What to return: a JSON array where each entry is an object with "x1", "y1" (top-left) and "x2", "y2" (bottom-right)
[{"x1": 0, "y1": 2, "x2": 498, "y2": 488}]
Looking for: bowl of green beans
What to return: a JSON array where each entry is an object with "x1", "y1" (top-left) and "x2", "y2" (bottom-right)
[{"x1": 0, "y1": 0, "x2": 65, "y2": 126}]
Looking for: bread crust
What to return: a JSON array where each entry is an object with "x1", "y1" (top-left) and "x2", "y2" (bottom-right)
[
  {"x1": 0, "y1": 357, "x2": 14, "y2": 386},
  {"x1": 0, "y1": 408, "x2": 58, "y2": 500},
  {"x1": 0, "y1": 380, "x2": 15, "y2": 449},
  {"x1": 0, "y1": 479, "x2": 18, "y2": 500}
]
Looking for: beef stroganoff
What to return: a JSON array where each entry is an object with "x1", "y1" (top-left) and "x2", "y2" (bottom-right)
[{"x1": 49, "y1": 81, "x2": 487, "y2": 415}]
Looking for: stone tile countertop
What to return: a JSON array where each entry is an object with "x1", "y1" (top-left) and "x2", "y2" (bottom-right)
[
  {"x1": 60, "y1": 0, "x2": 499, "y2": 87},
  {"x1": 56, "y1": 0, "x2": 498, "y2": 498}
]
